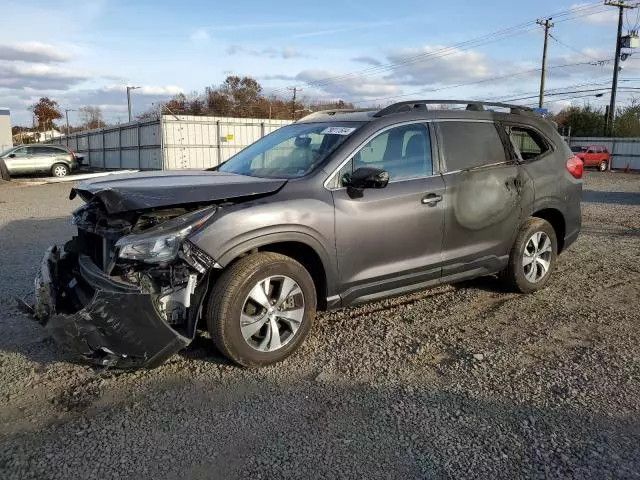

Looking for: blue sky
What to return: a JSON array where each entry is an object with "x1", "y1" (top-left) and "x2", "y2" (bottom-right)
[{"x1": 2, "y1": 0, "x2": 639, "y2": 125}]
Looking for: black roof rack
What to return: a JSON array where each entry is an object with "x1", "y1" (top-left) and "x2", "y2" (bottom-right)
[{"x1": 373, "y1": 100, "x2": 535, "y2": 117}]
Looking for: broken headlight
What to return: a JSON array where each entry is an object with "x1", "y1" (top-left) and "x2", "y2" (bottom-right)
[{"x1": 116, "y1": 206, "x2": 216, "y2": 264}]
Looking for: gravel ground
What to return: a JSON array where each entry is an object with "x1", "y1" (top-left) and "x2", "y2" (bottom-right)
[{"x1": 0, "y1": 172, "x2": 638, "y2": 479}]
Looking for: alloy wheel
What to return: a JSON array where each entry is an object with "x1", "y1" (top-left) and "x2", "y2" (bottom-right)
[
  {"x1": 53, "y1": 165, "x2": 68, "y2": 177},
  {"x1": 240, "y1": 275, "x2": 305, "y2": 352},
  {"x1": 522, "y1": 231, "x2": 552, "y2": 283}
]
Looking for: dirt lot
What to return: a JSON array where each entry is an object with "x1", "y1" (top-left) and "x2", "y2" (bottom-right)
[{"x1": 0, "y1": 172, "x2": 638, "y2": 479}]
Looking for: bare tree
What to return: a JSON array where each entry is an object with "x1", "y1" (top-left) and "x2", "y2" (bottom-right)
[{"x1": 79, "y1": 106, "x2": 106, "y2": 129}]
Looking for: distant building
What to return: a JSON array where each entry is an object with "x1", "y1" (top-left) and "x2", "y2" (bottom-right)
[
  {"x1": 12, "y1": 128, "x2": 62, "y2": 144},
  {"x1": 0, "y1": 108, "x2": 12, "y2": 151}
]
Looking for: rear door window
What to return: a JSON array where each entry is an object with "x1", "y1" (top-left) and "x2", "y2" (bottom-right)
[
  {"x1": 438, "y1": 121, "x2": 507, "y2": 171},
  {"x1": 39, "y1": 146, "x2": 65, "y2": 155}
]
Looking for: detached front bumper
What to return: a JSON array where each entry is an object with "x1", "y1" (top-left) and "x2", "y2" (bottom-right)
[{"x1": 34, "y1": 246, "x2": 191, "y2": 368}]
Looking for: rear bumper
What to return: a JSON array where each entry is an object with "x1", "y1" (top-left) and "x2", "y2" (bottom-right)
[{"x1": 34, "y1": 246, "x2": 191, "y2": 368}]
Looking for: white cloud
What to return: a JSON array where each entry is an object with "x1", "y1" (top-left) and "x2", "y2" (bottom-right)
[
  {"x1": 352, "y1": 56, "x2": 383, "y2": 67},
  {"x1": 226, "y1": 44, "x2": 306, "y2": 59},
  {"x1": 0, "y1": 42, "x2": 71, "y2": 63},
  {"x1": 281, "y1": 46, "x2": 301, "y2": 59},
  {"x1": 570, "y1": 3, "x2": 618, "y2": 25},
  {"x1": 386, "y1": 45, "x2": 497, "y2": 85},
  {"x1": 190, "y1": 29, "x2": 210, "y2": 43},
  {"x1": 139, "y1": 85, "x2": 184, "y2": 95},
  {"x1": 0, "y1": 62, "x2": 91, "y2": 90},
  {"x1": 296, "y1": 69, "x2": 400, "y2": 99},
  {"x1": 101, "y1": 84, "x2": 184, "y2": 96}
]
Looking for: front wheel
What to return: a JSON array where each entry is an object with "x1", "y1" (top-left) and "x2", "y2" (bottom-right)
[
  {"x1": 500, "y1": 218, "x2": 558, "y2": 293},
  {"x1": 205, "y1": 252, "x2": 316, "y2": 367},
  {"x1": 599, "y1": 160, "x2": 608, "y2": 172}
]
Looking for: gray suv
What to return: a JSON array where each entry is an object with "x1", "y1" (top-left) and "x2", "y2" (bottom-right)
[
  {"x1": 31, "y1": 100, "x2": 583, "y2": 368},
  {"x1": 0, "y1": 144, "x2": 78, "y2": 177}
]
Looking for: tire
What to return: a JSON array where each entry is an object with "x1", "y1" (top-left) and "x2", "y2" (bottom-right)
[
  {"x1": 500, "y1": 218, "x2": 558, "y2": 294},
  {"x1": 0, "y1": 158, "x2": 10, "y2": 181},
  {"x1": 51, "y1": 163, "x2": 69, "y2": 177},
  {"x1": 599, "y1": 160, "x2": 608, "y2": 172},
  {"x1": 205, "y1": 252, "x2": 316, "y2": 367}
]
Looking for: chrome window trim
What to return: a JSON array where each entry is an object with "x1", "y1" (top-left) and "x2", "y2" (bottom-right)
[{"x1": 323, "y1": 120, "x2": 442, "y2": 190}]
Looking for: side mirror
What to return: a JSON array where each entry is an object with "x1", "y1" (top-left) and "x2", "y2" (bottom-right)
[
  {"x1": 344, "y1": 167, "x2": 390, "y2": 199},
  {"x1": 8, "y1": 153, "x2": 16, "y2": 158},
  {"x1": 294, "y1": 136, "x2": 312, "y2": 148}
]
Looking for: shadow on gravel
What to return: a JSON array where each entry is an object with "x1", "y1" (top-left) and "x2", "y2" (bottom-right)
[
  {"x1": 0, "y1": 217, "x2": 78, "y2": 366},
  {"x1": 179, "y1": 334, "x2": 233, "y2": 366},
  {"x1": 0, "y1": 217, "x2": 234, "y2": 369},
  {"x1": 453, "y1": 275, "x2": 503, "y2": 293},
  {"x1": 0, "y1": 378, "x2": 638, "y2": 479},
  {"x1": 582, "y1": 190, "x2": 640, "y2": 206}
]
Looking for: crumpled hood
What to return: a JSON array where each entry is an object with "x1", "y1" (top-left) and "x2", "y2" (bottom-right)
[{"x1": 70, "y1": 170, "x2": 287, "y2": 213}]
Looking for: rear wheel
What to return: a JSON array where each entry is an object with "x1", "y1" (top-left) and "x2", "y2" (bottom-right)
[
  {"x1": 205, "y1": 252, "x2": 316, "y2": 367},
  {"x1": 599, "y1": 160, "x2": 608, "y2": 172},
  {"x1": 51, "y1": 163, "x2": 69, "y2": 177},
  {"x1": 500, "y1": 218, "x2": 557, "y2": 293}
]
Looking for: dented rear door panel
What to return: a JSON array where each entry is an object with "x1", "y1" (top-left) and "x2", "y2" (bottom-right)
[{"x1": 436, "y1": 120, "x2": 533, "y2": 279}]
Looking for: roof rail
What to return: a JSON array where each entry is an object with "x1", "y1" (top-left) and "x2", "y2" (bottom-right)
[
  {"x1": 299, "y1": 108, "x2": 378, "y2": 121},
  {"x1": 373, "y1": 100, "x2": 535, "y2": 117}
]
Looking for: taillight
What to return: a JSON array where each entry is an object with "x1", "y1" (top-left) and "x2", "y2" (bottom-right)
[
  {"x1": 67, "y1": 147, "x2": 76, "y2": 160},
  {"x1": 566, "y1": 156, "x2": 584, "y2": 179}
]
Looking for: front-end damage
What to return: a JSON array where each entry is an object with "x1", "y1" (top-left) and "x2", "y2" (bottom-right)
[{"x1": 34, "y1": 200, "x2": 218, "y2": 368}]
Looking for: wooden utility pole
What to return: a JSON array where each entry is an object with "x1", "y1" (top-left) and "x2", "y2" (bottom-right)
[
  {"x1": 605, "y1": 1, "x2": 639, "y2": 136},
  {"x1": 288, "y1": 87, "x2": 300, "y2": 120},
  {"x1": 537, "y1": 18, "x2": 554, "y2": 109},
  {"x1": 64, "y1": 109, "x2": 75, "y2": 136}
]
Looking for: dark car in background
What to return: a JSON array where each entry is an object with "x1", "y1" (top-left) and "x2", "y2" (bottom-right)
[
  {"x1": 32, "y1": 100, "x2": 583, "y2": 369},
  {"x1": 0, "y1": 144, "x2": 79, "y2": 177}
]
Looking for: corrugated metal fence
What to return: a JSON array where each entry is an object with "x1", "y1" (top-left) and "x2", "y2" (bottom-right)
[
  {"x1": 162, "y1": 115, "x2": 290, "y2": 169},
  {"x1": 49, "y1": 115, "x2": 291, "y2": 170},
  {"x1": 568, "y1": 137, "x2": 640, "y2": 170}
]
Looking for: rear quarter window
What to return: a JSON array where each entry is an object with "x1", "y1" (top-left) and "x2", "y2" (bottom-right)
[
  {"x1": 508, "y1": 126, "x2": 550, "y2": 161},
  {"x1": 438, "y1": 121, "x2": 507, "y2": 171}
]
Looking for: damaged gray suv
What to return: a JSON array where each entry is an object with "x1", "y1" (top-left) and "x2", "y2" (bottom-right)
[{"x1": 33, "y1": 100, "x2": 583, "y2": 368}]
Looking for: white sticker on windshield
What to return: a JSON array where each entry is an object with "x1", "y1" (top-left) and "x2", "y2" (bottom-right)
[{"x1": 321, "y1": 127, "x2": 356, "y2": 135}]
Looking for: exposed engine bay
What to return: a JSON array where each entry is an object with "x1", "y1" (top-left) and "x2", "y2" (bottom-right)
[{"x1": 69, "y1": 202, "x2": 215, "y2": 324}]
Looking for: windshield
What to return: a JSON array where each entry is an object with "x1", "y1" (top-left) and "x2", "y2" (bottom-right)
[
  {"x1": 570, "y1": 145, "x2": 585, "y2": 152},
  {"x1": 217, "y1": 122, "x2": 363, "y2": 178},
  {"x1": 0, "y1": 146, "x2": 17, "y2": 157}
]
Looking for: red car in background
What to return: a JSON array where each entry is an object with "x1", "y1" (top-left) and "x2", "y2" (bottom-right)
[{"x1": 571, "y1": 144, "x2": 611, "y2": 171}]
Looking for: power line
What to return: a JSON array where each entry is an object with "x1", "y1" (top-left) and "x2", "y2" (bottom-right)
[
  {"x1": 349, "y1": 58, "x2": 614, "y2": 107},
  {"x1": 486, "y1": 78, "x2": 635, "y2": 103},
  {"x1": 269, "y1": 2, "x2": 606, "y2": 95},
  {"x1": 548, "y1": 33, "x2": 602, "y2": 62}
]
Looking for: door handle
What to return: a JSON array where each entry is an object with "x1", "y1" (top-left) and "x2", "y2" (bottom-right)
[{"x1": 421, "y1": 193, "x2": 443, "y2": 206}]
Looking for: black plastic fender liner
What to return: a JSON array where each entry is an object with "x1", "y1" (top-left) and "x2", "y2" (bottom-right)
[
  {"x1": 45, "y1": 291, "x2": 191, "y2": 368},
  {"x1": 35, "y1": 246, "x2": 193, "y2": 368}
]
